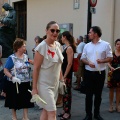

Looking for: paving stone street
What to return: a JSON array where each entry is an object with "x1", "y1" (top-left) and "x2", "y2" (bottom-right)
[{"x1": 0, "y1": 78, "x2": 120, "y2": 120}]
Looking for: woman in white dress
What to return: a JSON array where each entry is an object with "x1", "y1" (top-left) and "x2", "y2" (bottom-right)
[{"x1": 32, "y1": 21, "x2": 64, "y2": 120}]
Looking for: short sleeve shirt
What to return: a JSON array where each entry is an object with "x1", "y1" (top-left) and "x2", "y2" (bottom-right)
[
  {"x1": 5, "y1": 56, "x2": 14, "y2": 70},
  {"x1": 81, "y1": 39, "x2": 113, "y2": 71},
  {"x1": 77, "y1": 42, "x2": 86, "y2": 53},
  {"x1": 35, "y1": 40, "x2": 63, "y2": 68},
  {"x1": 4, "y1": 54, "x2": 31, "y2": 82}
]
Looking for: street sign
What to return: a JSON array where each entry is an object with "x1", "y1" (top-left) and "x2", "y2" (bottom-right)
[
  {"x1": 90, "y1": 7, "x2": 96, "y2": 14},
  {"x1": 90, "y1": 0, "x2": 97, "y2": 7}
]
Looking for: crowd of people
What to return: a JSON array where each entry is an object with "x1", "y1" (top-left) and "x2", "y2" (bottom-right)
[{"x1": 0, "y1": 21, "x2": 120, "y2": 120}]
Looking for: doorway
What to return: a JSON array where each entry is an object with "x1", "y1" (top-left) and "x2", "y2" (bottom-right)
[{"x1": 14, "y1": 0, "x2": 27, "y2": 40}]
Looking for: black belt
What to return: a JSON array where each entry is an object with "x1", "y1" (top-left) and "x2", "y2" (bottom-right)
[{"x1": 86, "y1": 70, "x2": 105, "y2": 74}]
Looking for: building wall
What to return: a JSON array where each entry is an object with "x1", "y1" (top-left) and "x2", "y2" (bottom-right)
[
  {"x1": 26, "y1": 0, "x2": 88, "y2": 59},
  {"x1": 9, "y1": 0, "x2": 120, "y2": 59},
  {"x1": 92, "y1": 0, "x2": 115, "y2": 46},
  {"x1": 114, "y1": 0, "x2": 120, "y2": 42}
]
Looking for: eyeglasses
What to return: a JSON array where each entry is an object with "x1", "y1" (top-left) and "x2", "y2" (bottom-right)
[{"x1": 50, "y1": 29, "x2": 60, "y2": 33}]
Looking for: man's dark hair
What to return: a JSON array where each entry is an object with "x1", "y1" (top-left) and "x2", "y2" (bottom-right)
[
  {"x1": 34, "y1": 36, "x2": 43, "y2": 43},
  {"x1": 91, "y1": 26, "x2": 102, "y2": 37}
]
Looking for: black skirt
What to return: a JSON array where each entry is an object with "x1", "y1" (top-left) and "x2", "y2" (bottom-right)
[{"x1": 5, "y1": 80, "x2": 34, "y2": 110}]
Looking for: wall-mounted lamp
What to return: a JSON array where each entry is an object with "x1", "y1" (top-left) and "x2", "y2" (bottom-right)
[{"x1": 73, "y1": 0, "x2": 80, "y2": 9}]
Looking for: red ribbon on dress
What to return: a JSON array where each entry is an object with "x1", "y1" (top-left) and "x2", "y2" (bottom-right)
[{"x1": 47, "y1": 49, "x2": 55, "y2": 58}]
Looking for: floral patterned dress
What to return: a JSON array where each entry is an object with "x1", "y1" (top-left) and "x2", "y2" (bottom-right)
[
  {"x1": 62, "y1": 46, "x2": 73, "y2": 114},
  {"x1": 107, "y1": 52, "x2": 120, "y2": 88}
]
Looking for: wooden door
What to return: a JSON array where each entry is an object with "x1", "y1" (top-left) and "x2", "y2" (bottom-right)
[{"x1": 14, "y1": 1, "x2": 27, "y2": 40}]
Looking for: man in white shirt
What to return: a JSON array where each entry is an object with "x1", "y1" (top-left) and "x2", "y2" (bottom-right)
[
  {"x1": 74, "y1": 36, "x2": 85, "y2": 90},
  {"x1": 81, "y1": 26, "x2": 113, "y2": 120}
]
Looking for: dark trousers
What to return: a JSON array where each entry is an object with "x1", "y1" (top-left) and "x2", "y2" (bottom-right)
[
  {"x1": 0, "y1": 70, "x2": 7, "y2": 92},
  {"x1": 63, "y1": 78, "x2": 72, "y2": 114},
  {"x1": 84, "y1": 70, "x2": 105, "y2": 116}
]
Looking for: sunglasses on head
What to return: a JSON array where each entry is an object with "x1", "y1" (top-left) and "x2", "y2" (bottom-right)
[{"x1": 50, "y1": 29, "x2": 60, "y2": 33}]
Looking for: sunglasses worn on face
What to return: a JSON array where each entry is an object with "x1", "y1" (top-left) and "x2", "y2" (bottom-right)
[{"x1": 50, "y1": 29, "x2": 60, "y2": 33}]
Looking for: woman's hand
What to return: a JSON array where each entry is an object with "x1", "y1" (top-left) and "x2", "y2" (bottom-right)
[
  {"x1": 32, "y1": 88, "x2": 38, "y2": 95},
  {"x1": 28, "y1": 59, "x2": 34, "y2": 65},
  {"x1": 110, "y1": 67, "x2": 115, "y2": 72},
  {"x1": 63, "y1": 77, "x2": 67, "y2": 83},
  {"x1": 59, "y1": 78, "x2": 66, "y2": 83},
  {"x1": 12, "y1": 77, "x2": 21, "y2": 84}
]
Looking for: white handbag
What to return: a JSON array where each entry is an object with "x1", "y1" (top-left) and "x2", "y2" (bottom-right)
[{"x1": 58, "y1": 80, "x2": 66, "y2": 95}]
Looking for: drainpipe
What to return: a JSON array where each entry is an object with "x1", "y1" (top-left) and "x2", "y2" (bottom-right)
[
  {"x1": 111, "y1": 0, "x2": 115, "y2": 49},
  {"x1": 87, "y1": 0, "x2": 92, "y2": 42}
]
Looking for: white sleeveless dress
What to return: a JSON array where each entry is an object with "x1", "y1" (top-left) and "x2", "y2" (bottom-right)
[{"x1": 35, "y1": 40, "x2": 63, "y2": 111}]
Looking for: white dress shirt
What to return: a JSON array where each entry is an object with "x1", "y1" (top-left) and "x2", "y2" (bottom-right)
[{"x1": 81, "y1": 39, "x2": 113, "y2": 71}]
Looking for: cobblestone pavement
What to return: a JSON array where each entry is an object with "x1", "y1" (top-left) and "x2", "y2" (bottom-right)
[{"x1": 0, "y1": 79, "x2": 120, "y2": 120}]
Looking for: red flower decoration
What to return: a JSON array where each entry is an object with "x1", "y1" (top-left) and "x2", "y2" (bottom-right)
[{"x1": 47, "y1": 49, "x2": 55, "y2": 58}]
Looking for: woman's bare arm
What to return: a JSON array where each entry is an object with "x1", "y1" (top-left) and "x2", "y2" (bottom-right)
[
  {"x1": 63, "y1": 47, "x2": 73, "y2": 79},
  {"x1": 4, "y1": 68, "x2": 12, "y2": 78}
]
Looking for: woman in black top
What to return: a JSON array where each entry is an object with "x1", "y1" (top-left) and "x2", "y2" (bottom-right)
[{"x1": 58, "y1": 31, "x2": 76, "y2": 120}]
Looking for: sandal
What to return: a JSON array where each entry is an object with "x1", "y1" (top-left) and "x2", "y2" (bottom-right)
[
  {"x1": 58, "y1": 113, "x2": 64, "y2": 117},
  {"x1": 60, "y1": 113, "x2": 71, "y2": 120},
  {"x1": 108, "y1": 105, "x2": 114, "y2": 112},
  {"x1": 22, "y1": 118, "x2": 29, "y2": 120},
  {"x1": 58, "y1": 111, "x2": 65, "y2": 117},
  {"x1": 116, "y1": 106, "x2": 120, "y2": 113},
  {"x1": 12, "y1": 117, "x2": 17, "y2": 120}
]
